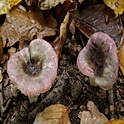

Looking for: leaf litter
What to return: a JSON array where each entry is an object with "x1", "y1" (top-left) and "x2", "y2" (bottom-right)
[
  {"x1": 0, "y1": 0, "x2": 124, "y2": 124},
  {"x1": 33, "y1": 104, "x2": 71, "y2": 124},
  {"x1": 0, "y1": 5, "x2": 56, "y2": 48}
]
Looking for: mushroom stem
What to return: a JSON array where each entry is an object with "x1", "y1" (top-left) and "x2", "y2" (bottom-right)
[
  {"x1": 89, "y1": 78, "x2": 97, "y2": 86},
  {"x1": 28, "y1": 96, "x2": 38, "y2": 103}
]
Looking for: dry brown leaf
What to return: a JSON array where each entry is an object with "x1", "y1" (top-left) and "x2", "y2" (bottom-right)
[
  {"x1": 60, "y1": 11, "x2": 70, "y2": 44},
  {"x1": 38, "y1": 0, "x2": 73, "y2": 10},
  {"x1": 74, "y1": 4, "x2": 122, "y2": 46},
  {"x1": 51, "y1": 11, "x2": 70, "y2": 59},
  {"x1": 105, "y1": 119, "x2": 124, "y2": 124},
  {"x1": 0, "y1": 5, "x2": 56, "y2": 48},
  {"x1": 79, "y1": 101, "x2": 108, "y2": 124},
  {"x1": 50, "y1": 1, "x2": 77, "y2": 59},
  {"x1": 45, "y1": 14, "x2": 57, "y2": 28},
  {"x1": 33, "y1": 104, "x2": 71, "y2": 124}
]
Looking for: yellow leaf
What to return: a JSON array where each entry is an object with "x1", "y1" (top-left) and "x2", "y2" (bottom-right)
[
  {"x1": 105, "y1": 119, "x2": 124, "y2": 124},
  {"x1": 0, "y1": 0, "x2": 22, "y2": 15},
  {"x1": 103, "y1": 0, "x2": 124, "y2": 17},
  {"x1": 33, "y1": 104, "x2": 71, "y2": 124}
]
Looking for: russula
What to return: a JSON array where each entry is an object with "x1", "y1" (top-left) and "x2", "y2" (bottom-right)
[
  {"x1": 7, "y1": 39, "x2": 58, "y2": 96},
  {"x1": 77, "y1": 32, "x2": 118, "y2": 90}
]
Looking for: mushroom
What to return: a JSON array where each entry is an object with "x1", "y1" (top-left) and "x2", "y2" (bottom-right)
[
  {"x1": 7, "y1": 39, "x2": 58, "y2": 96},
  {"x1": 77, "y1": 32, "x2": 118, "y2": 90}
]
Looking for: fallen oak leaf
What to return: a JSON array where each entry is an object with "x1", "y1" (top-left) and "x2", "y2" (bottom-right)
[{"x1": 33, "y1": 104, "x2": 71, "y2": 124}]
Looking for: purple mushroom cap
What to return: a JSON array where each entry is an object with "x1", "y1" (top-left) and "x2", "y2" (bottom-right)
[
  {"x1": 7, "y1": 39, "x2": 58, "y2": 96},
  {"x1": 77, "y1": 32, "x2": 118, "y2": 90}
]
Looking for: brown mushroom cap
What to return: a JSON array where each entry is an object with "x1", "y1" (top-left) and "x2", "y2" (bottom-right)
[
  {"x1": 77, "y1": 32, "x2": 118, "y2": 90},
  {"x1": 7, "y1": 39, "x2": 58, "y2": 96}
]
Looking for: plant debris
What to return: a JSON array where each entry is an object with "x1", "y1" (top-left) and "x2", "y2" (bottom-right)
[
  {"x1": 79, "y1": 101, "x2": 108, "y2": 124},
  {"x1": 74, "y1": 4, "x2": 122, "y2": 46},
  {"x1": 0, "y1": 5, "x2": 56, "y2": 48},
  {"x1": 33, "y1": 104, "x2": 71, "y2": 124}
]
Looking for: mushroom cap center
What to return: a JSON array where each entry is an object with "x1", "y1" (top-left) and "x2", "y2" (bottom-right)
[
  {"x1": 86, "y1": 42, "x2": 106, "y2": 77},
  {"x1": 23, "y1": 58, "x2": 42, "y2": 76}
]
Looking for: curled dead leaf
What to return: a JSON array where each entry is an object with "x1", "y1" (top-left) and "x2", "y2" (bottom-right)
[
  {"x1": 105, "y1": 119, "x2": 124, "y2": 124},
  {"x1": 33, "y1": 104, "x2": 71, "y2": 124},
  {"x1": 50, "y1": 1, "x2": 77, "y2": 59},
  {"x1": 51, "y1": 10, "x2": 70, "y2": 59}
]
